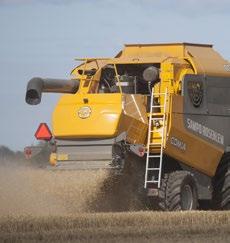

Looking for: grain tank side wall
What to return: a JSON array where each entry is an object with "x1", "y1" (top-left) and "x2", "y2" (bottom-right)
[
  {"x1": 120, "y1": 44, "x2": 185, "y2": 59},
  {"x1": 165, "y1": 94, "x2": 223, "y2": 177},
  {"x1": 185, "y1": 45, "x2": 230, "y2": 77}
]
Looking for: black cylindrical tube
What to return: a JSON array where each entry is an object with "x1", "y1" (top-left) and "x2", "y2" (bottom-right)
[{"x1": 25, "y1": 77, "x2": 79, "y2": 105}]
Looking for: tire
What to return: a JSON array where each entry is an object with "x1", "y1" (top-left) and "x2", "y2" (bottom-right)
[
  {"x1": 159, "y1": 171, "x2": 198, "y2": 211},
  {"x1": 212, "y1": 154, "x2": 230, "y2": 210}
]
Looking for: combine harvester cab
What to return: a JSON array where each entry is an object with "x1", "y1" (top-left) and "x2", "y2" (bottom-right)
[{"x1": 25, "y1": 43, "x2": 230, "y2": 211}]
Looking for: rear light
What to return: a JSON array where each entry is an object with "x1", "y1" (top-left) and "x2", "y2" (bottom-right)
[
  {"x1": 50, "y1": 141, "x2": 57, "y2": 152},
  {"x1": 138, "y1": 147, "x2": 145, "y2": 157},
  {"x1": 35, "y1": 123, "x2": 52, "y2": 141},
  {"x1": 24, "y1": 147, "x2": 32, "y2": 159}
]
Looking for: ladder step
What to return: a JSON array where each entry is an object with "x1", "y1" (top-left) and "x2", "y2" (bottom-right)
[
  {"x1": 148, "y1": 155, "x2": 161, "y2": 158},
  {"x1": 149, "y1": 143, "x2": 162, "y2": 145},
  {"x1": 146, "y1": 180, "x2": 159, "y2": 183},
  {"x1": 147, "y1": 113, "x2": 164, "y2": 116},
  {"x1": 151, "y1": 118, "x2": 164, "y2": 121},
  {"x1": 152, "y1": 93, "x2": 167, "y2": 95},
  {"x1": 147, "y1": 168, "x2": 160, "y2": 171},
  {"x1": 150, "y1": 131, "x2": 163, "y2": 134},
  {"x1": 152, "y1": 105, "x2": 164, "y2": 108}
]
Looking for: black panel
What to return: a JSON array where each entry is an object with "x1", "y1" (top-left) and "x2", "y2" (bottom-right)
[{"x1": 183, "y1": 74, "x2": 230, "y2": 149}]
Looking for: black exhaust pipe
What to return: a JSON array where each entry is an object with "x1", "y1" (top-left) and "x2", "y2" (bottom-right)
[{"x1": 25, "y1": 77, "x2": 79, "y2": 105}]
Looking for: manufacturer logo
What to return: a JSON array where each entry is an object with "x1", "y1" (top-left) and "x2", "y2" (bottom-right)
[
  {"x1": 78, "y1": 106, "x2": 91, "y2": 119},
  {"x1": 186, "y1": 118, "x2": 224, "y2": 145},
  {"x1": 188, "y1": 81, "x2": 203, "y2": 107}
]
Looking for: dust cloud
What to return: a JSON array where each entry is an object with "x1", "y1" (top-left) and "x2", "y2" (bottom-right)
[
  {"x1": 0, "y1": 152, "x2": 148, "y2": 217},
  {"x1": 0, "y1": 162, "x2": 108, "y2": 216}
]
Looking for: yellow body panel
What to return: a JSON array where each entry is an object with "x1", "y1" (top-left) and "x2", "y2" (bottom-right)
[
  {"x1": 118, "y1": 94, "x2": 148, "y2": 144},
  {"x1": 164, "y1": 95, "x2": 224, "y2": 177},
  {"x1": 120, "y1": 43, "x2": 185, "y2": 58},
  {"x1": 52, "y1": 93, "x2": 148, "y2": 143},
  {"x1": 53, "y1": 93, "x2": 122, "y2": 138},
  {"x1": 185, "y1": 44, "x2": 230, "y2": 77}
]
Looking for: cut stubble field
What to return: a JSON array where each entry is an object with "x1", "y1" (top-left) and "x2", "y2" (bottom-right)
[
  {"x1": 0, "y1": 163, "x2": 230, "y2": 242},
  {"x1": 1, "y1": 211, "x2": 230, "y2": 242}
]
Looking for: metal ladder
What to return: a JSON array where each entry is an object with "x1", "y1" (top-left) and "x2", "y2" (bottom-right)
[{"x1": 144, "y1": 89, "x2": 168, "y2": 189}]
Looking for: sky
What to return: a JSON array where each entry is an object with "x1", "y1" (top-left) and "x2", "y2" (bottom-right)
[{"x1": 0, "y1": 0, "x2": 230, "y2": 151}]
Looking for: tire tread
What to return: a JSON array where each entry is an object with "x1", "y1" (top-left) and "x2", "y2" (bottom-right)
[{"x1": 158, "y1": 171, "x2": 198, "y2": 211}]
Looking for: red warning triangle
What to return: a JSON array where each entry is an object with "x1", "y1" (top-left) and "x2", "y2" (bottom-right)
[{"x1": 34, "y1": 123, "x2": 52, "y2": 140}]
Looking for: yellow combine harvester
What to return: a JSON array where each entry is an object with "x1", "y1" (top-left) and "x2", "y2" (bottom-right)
[{"x1": 25, "y1": 43, "x2": 230, "y2": 211}]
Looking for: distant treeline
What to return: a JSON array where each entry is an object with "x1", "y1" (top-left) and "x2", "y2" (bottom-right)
[
  {"x1": 0, "y1": 146, "x2": 24, "y2": 163},
  {"x1": 0, "y1": 143, "x2": 50, "y2": 167}
]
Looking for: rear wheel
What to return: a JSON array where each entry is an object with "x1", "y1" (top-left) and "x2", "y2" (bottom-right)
[
  {"x1": 159, "y1": 171, "x2": 198, "y2": 211},
  {"x1": 213, "y1": 154, "x2": 230, "y2": 210}
]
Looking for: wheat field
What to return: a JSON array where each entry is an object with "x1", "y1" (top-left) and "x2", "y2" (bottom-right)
[{"x1": 0, "y1": 163, "x2": 230, "y2": 242}]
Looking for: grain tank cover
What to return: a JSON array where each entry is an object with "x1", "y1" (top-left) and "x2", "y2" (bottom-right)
[{"x1": 116, "y1": 43, "x2": 230, "y2": 77}]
